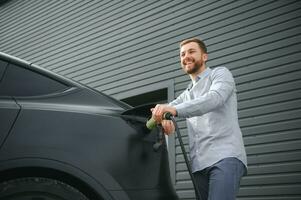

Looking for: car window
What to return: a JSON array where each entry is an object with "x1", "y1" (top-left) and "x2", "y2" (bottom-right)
[
  {"x1": 0, "y1": 63, "x2": 69, "y2": 97},
  {"x1": 0, "y1": 60, "x2": 8, "y2": 83}
]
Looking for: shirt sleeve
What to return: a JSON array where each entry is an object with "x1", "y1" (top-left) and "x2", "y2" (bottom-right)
[
  {"x1": 174, "y1": 67, "x2": 235, "y2": 118},
  {"x1": 169, "y1": 90, "x2": 185, "y2": 106}
]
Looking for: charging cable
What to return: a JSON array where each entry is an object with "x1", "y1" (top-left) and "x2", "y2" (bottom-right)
[{"x1": 169, "y1": 115, "x2": 202, "y2": 200}]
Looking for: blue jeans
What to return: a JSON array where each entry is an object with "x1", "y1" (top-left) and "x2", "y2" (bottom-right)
[{"x1": 193, "y1": 157, "x2": 246, "y2": 200}]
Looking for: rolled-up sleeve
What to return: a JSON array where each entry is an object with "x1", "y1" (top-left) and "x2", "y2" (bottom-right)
[{"x1": 175, "y1": 67, "x2": 235, "y2": 118}]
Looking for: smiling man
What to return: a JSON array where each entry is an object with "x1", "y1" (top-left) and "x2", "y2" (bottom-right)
[{"x1": 151, "y1": 38, "x2": 247, "y2": 200}]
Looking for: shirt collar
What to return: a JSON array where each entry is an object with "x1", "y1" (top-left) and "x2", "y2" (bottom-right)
[{"x1": 187, "y1": 67, "x2": 211, "y2": 90}]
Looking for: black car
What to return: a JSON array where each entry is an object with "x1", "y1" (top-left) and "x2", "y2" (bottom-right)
[{"x1": 0, "y1": 52, "x2": 178, "y2": 200}]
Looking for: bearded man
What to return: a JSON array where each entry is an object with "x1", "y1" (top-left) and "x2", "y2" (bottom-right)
[{"x1": 151, "y1": 38, "x2": 247, "y2": 200}]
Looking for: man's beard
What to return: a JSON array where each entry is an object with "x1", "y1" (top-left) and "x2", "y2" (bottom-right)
[{"x1": 184, "y1": 59, "x2": 204, "y2": 74}]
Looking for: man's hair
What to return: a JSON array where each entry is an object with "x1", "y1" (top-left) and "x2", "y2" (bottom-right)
[{"x1": 180, "y1": 38, "x2": 207, "y2": 53}]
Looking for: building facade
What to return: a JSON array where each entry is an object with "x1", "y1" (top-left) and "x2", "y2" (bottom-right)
[{"x1": 1, "y1": 0, "x2": 301, "y2": 199}]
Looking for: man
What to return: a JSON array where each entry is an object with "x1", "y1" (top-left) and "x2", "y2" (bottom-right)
[{"x1": 151, "y1": 38, "x2": 247, "y2": 200}]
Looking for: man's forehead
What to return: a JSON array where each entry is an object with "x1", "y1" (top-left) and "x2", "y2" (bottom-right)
[{"x1": 180, "y1": 42, "x2": 200, "y2": 52}]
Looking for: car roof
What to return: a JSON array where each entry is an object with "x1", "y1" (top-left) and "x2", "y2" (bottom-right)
[
  {"x1": 0, "y1": 51, "x2": 82, "y2": 88},
  {"x1": 0, "y1": 51, "x2": 131, "y2": 110}
]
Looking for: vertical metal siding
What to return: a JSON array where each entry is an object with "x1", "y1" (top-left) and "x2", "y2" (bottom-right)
[{"x1": 1, "y1": 0, "x2": 301, "y2": 199}]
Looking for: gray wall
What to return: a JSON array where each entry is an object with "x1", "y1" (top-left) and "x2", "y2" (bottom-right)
[{"x1": 1, "y1": 0, "x2": 301, "y2": 199}]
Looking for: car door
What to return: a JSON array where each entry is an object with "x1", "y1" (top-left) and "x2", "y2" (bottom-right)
[
  {"x1": 0, "y1": 60, "x2": 21, "y2": 149},
  {"x1": 0, "y1": 59, "x2": 70, "y2": 150}
]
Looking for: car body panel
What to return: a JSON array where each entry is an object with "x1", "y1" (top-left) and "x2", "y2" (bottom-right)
[
  {"x1": 0, "y1": 52, "x2": 178, "y2": 200},
  {"x1": 0, "y1": 97, "x2": 20, "y2": 148}
]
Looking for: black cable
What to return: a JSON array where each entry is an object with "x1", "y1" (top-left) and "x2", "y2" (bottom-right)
[
  {"x1": 170, "y1": 116, "x2": 202, "y2": 200},
  {"x1": 146, "y1": 112, "x2": 202, "y2": 199}
]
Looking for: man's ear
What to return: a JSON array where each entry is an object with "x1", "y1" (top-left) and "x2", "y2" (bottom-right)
[{"x1": 203, "y1": 53, "x2": 208, "y2": 62}]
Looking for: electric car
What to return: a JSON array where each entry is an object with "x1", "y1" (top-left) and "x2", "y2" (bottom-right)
[{"x1": 0, "y1": 52, "x2": 178, "y2": 200}]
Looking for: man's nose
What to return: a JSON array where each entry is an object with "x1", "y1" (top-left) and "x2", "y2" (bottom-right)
[
  {"x1": 183, "y1": 53, "x2": 189, "y2": 59},
  {"x1": 183, "y1": 55, "x2": 192, "y2": 62}
]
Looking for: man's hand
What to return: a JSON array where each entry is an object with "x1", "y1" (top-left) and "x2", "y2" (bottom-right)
[
  {"x1": 151, "y1": 104, "x2": 177, "y2": 123},
  {"x1": 162, "y1": 120, "x2": 175, "y2": 135},
  {"x1": 150, "y1": 104, "x2": 177, "y2": 135}
]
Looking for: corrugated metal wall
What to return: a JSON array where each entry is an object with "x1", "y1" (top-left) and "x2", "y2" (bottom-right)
[{"x1": 1, "y1": 0, "x2": 301, "y2": 199}]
